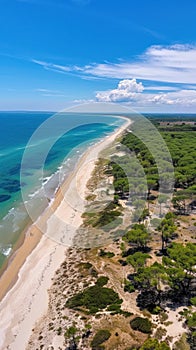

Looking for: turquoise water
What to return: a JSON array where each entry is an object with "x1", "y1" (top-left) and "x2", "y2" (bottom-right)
[{"x1": 0, "y1": 112, "x2": 124, "y2": 266}]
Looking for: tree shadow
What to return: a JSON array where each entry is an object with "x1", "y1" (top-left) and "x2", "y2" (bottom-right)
[{"x1": 122, "y1": 246, "x2": 151, "y2": 257}]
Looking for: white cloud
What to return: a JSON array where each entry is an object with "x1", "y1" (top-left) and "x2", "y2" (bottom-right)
[
  {"x1": 81, "y1": 45, "x2": 196, "y2": 84},
  {"x1": 35, "y1": 88, "x2": 67, "y2": 97},
  {"x1": 118, "y1": 79, "x2": 144, "y2": 93},
  {"x1": 36, "y1": 88, "x2": 63, "y2": 93},
  {"x1": 32, "y1": 59, "x2": 71, "y2": 73},
  {"x1": 144, "y1": 86, "x2": 179, "y2": 91},
  {"x1": 96, "y1": 79, "x2": 196, "y2": 107},
  {"x1": 134, "y1": 89, "x2": 196, "y2": 107},
  {"x1": 32, "y1": 45, "x2": 196, "y2": 85},
  {"x1": 73, "y1": 98, "x2": 94, "y2": 103},
  {"x1": 150, "y1": 89, "x2": 196, "y2": 106},
  {"x1": 96, "y1": 79, "x2": 144, "y2": 102},
  {"x1": 31, "y1": 44, "x2": 196, "y2": 110},
  {"x1": 42, "y1": 93, "x2": 66, "y2": 97}
]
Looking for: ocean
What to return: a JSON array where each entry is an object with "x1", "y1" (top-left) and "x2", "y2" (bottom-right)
[{"x1": 0, "y1": 111, "x2": 125, "y2": 267}]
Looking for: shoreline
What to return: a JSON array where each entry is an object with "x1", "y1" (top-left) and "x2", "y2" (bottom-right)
[
  {"x1": 0, "y1": 116, "x2": 128, "y2": 299},
  {"x1": 0, "y1": 116, "x2": 131, "y2": 350}
]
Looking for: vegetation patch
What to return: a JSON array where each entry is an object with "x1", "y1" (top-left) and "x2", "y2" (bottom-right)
[
  {"x1": 126, "y1": 252, "x2": 151, "y2": 272},
  {"x1": 123, "y1": 224, "x2": 151, "y2": 250},
  {"x1": 130, "y1": 317, "x2": 152, "y2": 334},
  {"x1": 154, "y1": 327, "x2": 167, "y2": 340},
  {"x1": 139, "y1": 338, "x2": 170, "y2": 349},
  {"x1": 82, "y1": 206, "x2": 123, "y2": 231},
  {"x1": 173, "y1": 333, "x2": 191, "y2": 350},
  {"x1": 66, "y1": 279, "x2": 122, "y2": 314},
  {"x1": 91, "y1": 329, "x2": 111, "y2": 350},
  {"x1": 99, "y1": 249, "x2": 115, "y2": 258},
  {"x1": 96, "y1": 276, "x2": 109, "y2": 287},
  {"x1": 124, "y1": 279, "x2": 135, "y2": 293}
]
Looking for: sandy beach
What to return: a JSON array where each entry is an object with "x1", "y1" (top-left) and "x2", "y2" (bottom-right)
[{"x1": 0, "y1": 116, "x2": 131, "y2": 350}]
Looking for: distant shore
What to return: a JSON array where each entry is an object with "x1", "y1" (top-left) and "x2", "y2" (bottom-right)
[{"x1": 0, "y1": 116, "x2": 131, "y2": 350}]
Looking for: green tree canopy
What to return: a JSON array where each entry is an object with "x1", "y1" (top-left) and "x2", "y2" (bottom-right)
[
  {"x1": 134, "y1": 262, "x2": 167, "y2": 292},
  {"x1": 124, "y1": 224, "x2": 150, "y2": 249},
  {"x1": 164, "y1": 242, "x2": 196, "y2": 273},
  {"x1": 163, "y1": 243, "x2": 196, "y2": 296},
  {"x1": 126, "y1": 252, "x2": 151, "y2": 272},
  {"x1": 157, "y1": 212, "x2": 177, "y2": 250},
  {"x1": 139, "y1": 338, "x2": 170, "y2": 350}
]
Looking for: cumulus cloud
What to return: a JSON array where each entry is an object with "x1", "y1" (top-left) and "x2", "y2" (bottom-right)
[
  {"x1": 96, "y1": 79, "x2": 196, "y2": 108},
  {"x1": 132, "y1": 89, "x2": 196, "y2": 107},
  {"x1": 118, "y1": 79, "x2": 144, "y2": 92},
  {"x1": 96, "y1": 79, "x2": 144, "y2": 102},
  {"x1": 147, "y1": 89, "x2": 196, "y2": 106}
]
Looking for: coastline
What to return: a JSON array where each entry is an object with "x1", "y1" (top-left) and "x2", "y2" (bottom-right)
[{"x1": 0, "y1": 116, "x2": 131, "y2": 350}]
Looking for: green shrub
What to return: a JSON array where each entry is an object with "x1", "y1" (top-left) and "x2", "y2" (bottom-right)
[
  {"x1": 154, "y1": 327, "x2": 167, "y2": 340},
  {"x1": 139, "y1": 338, "x2": 170, "y2": 349},
  {"x1": 151, "y1": 306, "x2": 162, "y2": 315},
  {"x1": 89, "y1": 306, "x2": 99, "y2": 314},
  {"x1": 96, "y1": 276, "x2": 109, "y2": 287},
  {"x1": 99, "y1": 249, "x2": 115, "y2": 258},
  {"x1": 159, "y1": 311, "x2": 168, "y2": 323},
  {"x1": 83, "y1": 262, "x2": 93, "y2": 269},
  {"x1": 173, "y1": 334, "x2": 190, "y2": 350},
  {"x1": 130, "y1": 317, "x2": 152, "y2": 334},
  {"x1": 120, "y1": 310, "x2": 133, "y2": 318},
  {"x1": 91, "y1": 329, "x2": 111, "y2": 349},
  {"x1": 103, "y1": 217, "x2": 123, "y2": 232},
  {"x1": 93, "y1": 210, "x2": 121, "y2": 228},
  {"x1": 124, "y1": 280, "x2": 135, "y2": 293},
  {"x1": 107, "y1": 303, "x2": 121, "y2": 313},
  {"x1": 190, "y1": 297, "x2": 196, "y2": 306},
  {"x1": 187, "y1": 312, "x2": 196, "y2": 329},
  {"x1": 66, "y1": 284, "x2": 122, "y2": 314}
]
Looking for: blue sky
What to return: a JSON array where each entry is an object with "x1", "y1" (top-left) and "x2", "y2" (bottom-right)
[{"x1": 0, "y1": 0, "x2": 196, "y2": 111}]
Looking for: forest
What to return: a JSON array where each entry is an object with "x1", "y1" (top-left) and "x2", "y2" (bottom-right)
[{"x1": 65, "y1": 119, "x2": 196, "y2": 350}]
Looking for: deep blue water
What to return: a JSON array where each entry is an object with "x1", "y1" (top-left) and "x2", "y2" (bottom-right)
[{"x1": 0, "y1": 112, "x2": 125, "y2": 266}]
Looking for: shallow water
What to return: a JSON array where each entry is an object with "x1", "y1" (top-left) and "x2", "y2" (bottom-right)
[{"x1": 0, "y1": 112, "x2": 124, "y2": 267}]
